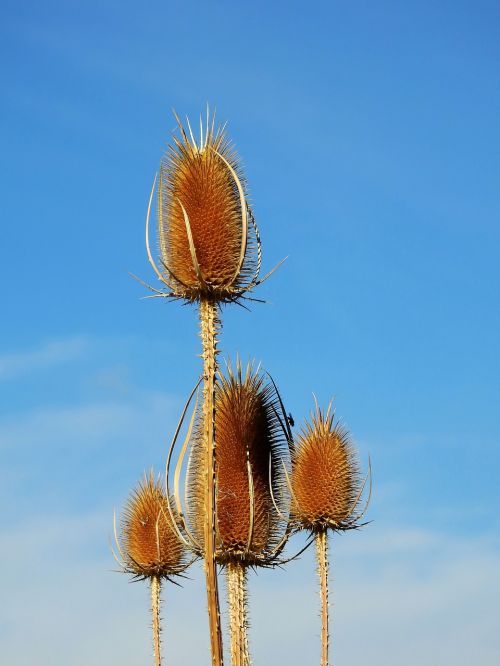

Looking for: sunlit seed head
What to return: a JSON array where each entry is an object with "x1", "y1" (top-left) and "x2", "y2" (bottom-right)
[
  {"x1": 188, "y1": 360, "x2": 289, "y2": 564},
  {"x1": 120, "y1": 472, "x2": 187, "y2": 579},
  {"x1": 156, "y1": 110, "x2": 259, "y2": 302},
  {"x1": 291, "y1": 405, "x2": 361, "y2": 532}
]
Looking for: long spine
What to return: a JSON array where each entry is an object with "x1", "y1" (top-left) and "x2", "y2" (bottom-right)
[{"x1": 199, "y1": 298, "x2": 224, "y2": 666}]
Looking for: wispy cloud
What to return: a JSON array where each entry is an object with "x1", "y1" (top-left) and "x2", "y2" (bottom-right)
[
  {"x1": 0, "y1": 338, "x2": 88, "y2": 380},
  {"x1": 0, "y1": 513, "x2": 498, "y2": 666},
  {"x1": 0, "y1": 387, "x2": 179, "y2": 516}
]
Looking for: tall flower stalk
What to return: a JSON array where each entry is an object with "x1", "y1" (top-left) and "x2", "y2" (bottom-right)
[
  {"x1": 119, "y1": 108, "x2": 371, "y2": 665},
  {"x1": 140, "y1": 110, "x2": 276, "y2": 665},
  {"x1": 112, "y1": 472, "x2": 189, "y2": 666},
  {"x1": 290, "y1": 404, "x2": 371, "y2": 666},
  {"x1": 169, "y1": 361, "x2": 291, "y2": 665},
  {"x1": 192, "y1": 362, "x2": 291, "y2": 664}
]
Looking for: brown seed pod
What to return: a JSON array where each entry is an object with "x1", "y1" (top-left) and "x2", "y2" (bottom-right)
[
  {"x1": 116, "y1": 472, "x2": 188, "y2": 580},
  {"x1": 143, "y1": 110, "x2": 267, "y2": 304},
  {"x1": 290, "y1": 404, "x2": 364, "y2": 532},
  {"x1": 187, "y1": 361, "x2": 290, "y2": 565}
]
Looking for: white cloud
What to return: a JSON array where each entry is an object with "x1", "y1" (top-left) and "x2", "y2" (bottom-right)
[
  {"x1": 0, "y1": 513, "x2": 498, "y2": 666},
  {"x1": 0, "y1": 337, "x2": 88, "y2": 380}
]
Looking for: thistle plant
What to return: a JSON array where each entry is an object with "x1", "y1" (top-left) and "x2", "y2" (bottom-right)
[
  {"x1": 191, "y1": 361, "x2": 291, "y2": 665},
  {"x1": 116, "y1": 108, "x2": 372, "y2": 665},
  {"x1": 139, "y1": 109, "x2": 282, "y2": 666},
  {"x1": 112, "y1": 472, "x2": 190, "y2": 666},
  {"x1": 289, "y1": 403, "x2": 371, "y2": 666},
  {"x1": 163, "y1": 361, "x2": 291, "y2": 665}
]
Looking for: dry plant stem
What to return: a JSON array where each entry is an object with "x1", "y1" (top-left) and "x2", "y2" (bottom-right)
[
  {"x1": 316, "y1": 530, "x2": 330, "y2": 666},
  {"x1": 151, "y1": 575, "x2": 162, "y2": 666},
  {"x1": 199, "y1": 298, "x2": 224, "y2": 666},
  {"x1": 226, "y1": 562, "x2": 251, "y2": 666}
]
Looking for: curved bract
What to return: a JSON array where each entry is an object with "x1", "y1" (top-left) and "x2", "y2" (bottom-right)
[{"x1": 289, "y1": 404, "x2": 370, "y2": 666}]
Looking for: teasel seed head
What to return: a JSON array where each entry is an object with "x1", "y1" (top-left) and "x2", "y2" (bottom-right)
[
  {"x1": 115, "y1": 471, "x2": 189, "y2": 580},
  {"x1": 142, "y1": 108, "x2": 270, "y2": 304},
  {"x1": 290, "y1": 403, "x2": 367, "y2": 533},
  {"x1": 188, "y1": 360, "x2": 290, "y2": 565}
]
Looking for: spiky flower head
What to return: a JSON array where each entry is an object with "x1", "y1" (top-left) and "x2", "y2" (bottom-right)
[
  {"x1": 188, "y1": 360, "x2": 290, "y2": 565},
  {"x1": 117, "y1": 472, "x2": 188, "y2": 580},
  {"x1": 145, "y1": 109, "x2": 263, "y2": 304},
  {"x1": 290, "y1": 404, "x2": 364, "y2": 533}
]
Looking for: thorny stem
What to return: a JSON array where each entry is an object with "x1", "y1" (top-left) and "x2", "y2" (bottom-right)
[
  {"x1": 199, "y1": 298, "x2": 224, "y2": 666},
  {"x1": 151, "y1": 575, "x2": 162, "y2": 666},
  {"x1": 316, "y1": 529, "x2": 330, "y2": 666},
  {"x1": 226, "y1": 562, "x2": 251, "y2": 666}
]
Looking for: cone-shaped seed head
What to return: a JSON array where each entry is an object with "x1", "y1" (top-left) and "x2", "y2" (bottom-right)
[
  {"x1": 189, "y1": 361, "x2": 288, "y2": 564},
  {"x1": 291, "y1": 406, "x2": 361, "y2": 531},
  {"x1": 158, "y1": 112, "x2": 258, "y2": 301},
  {"x1": 120, "y1": 472, "x2": 187, "y2": 579}
]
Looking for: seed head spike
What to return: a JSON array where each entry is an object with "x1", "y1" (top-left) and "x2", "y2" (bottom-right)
[
  {"x1": 185, "y1": 115, "x2": 197, "y2": 149},
  {"x1": 199, "y1": 113, "x2": 204, "y2": 152}
]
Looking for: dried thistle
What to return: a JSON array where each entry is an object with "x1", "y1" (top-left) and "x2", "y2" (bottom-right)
[
  {"x1": 212, "y1": 361, "x2": 290, "y2": 666},
  {"x1": 290, "y1": 404, "x2": 365, "y2": 533},
  {"x1": 290, "y1": 403, "x2": 371, "y2": 666},
  {"x1": 112, "y1": 472, "x2": 190, "y2": 666},
  {"x1": 138, "y1": 110, "x2": 284, "y2": 666},
  {"x1": 140, "y1": 108, "x2": 282, "y2": 305},
  {"x1": 167, "y1": 361, "x2": 291, "y2": 666},
  {"x1": 137, "y1": 109, "x2": 285, "y2": 666},
  {"x1": 187, "y1": 360, "x2": 290, "y2": 565}
]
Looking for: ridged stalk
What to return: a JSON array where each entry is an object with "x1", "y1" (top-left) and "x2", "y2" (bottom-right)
[
  {"x1": 199, "y1": 298, "x2": 224, "y2": 666},
  {"x1": 316, "y1": 530, "x2": 330, "y2": 666},
  {"x1": 151, "y1": 575, "x2": 162, "y2": 666},
  {"x1": 226, "y1": 562, "x2": 251, "y2": 666}
]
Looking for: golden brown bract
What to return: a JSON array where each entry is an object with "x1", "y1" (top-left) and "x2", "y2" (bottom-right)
[
  {"x1": 120, "y1": 473, "x2": 187, "y2": 579},
  {"x1": 153, "y1": 112, "x2": 260, "y2": 303},
  {"x1": 291, "y1": 406, "x2": 361, "y2": 532},
  {"x1": 188, "y1": 362, "x2": 289, "y2": 565}
]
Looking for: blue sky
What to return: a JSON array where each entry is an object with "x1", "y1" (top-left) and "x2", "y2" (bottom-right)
[{"x1": 1, "y1": 1, "x2": 499, "y2": 664}]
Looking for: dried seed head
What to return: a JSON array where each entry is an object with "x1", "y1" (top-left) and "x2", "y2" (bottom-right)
[
  {"x1": 154, "y1": 110, "x2": 260, "y2": 303},
  {"x1": 119, "y1": 472, "x2": 187, "y2": 579},
  {"x1": 188, "y1": 361, "x2": 289, "y2": 565},
  {"x1": 291, "y1": 404, "x2": 362, "y2": 532}
]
